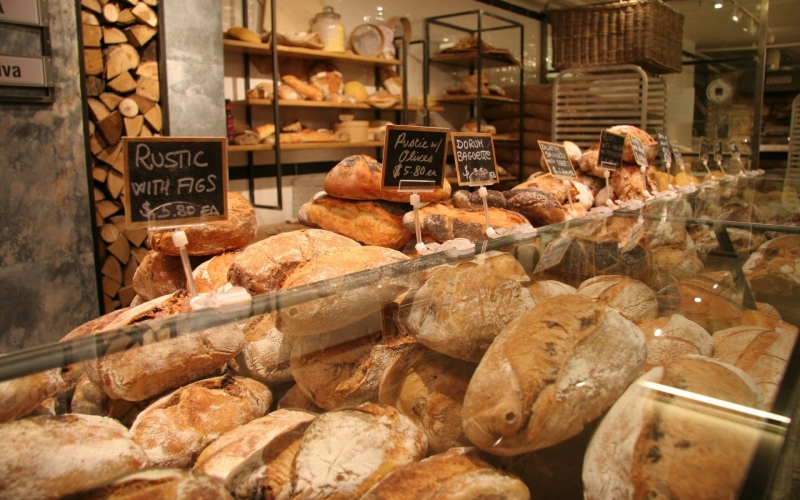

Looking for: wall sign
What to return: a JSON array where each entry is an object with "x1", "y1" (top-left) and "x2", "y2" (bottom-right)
[
  {"x1": 451, "y1": 132, "x2": 498, "y2": 186},
  {"x1": 598, "y1": 130, "x2": 625, "y2": 169},
  {"x1": 0, "y1": 54, "x2": 52, "y2": 87},
  {"x1": 0, "y1": 0, "x2": 46, "y2": 26},
  {"x1": 538, "y1": 140, "x2": 577, "y2": 179},
  {"x1": 123, "y1": 137, "x2": 229, "y2": 229},
  {"x1": 381, "y1": 124, "x2": 448, "y2": 190}
]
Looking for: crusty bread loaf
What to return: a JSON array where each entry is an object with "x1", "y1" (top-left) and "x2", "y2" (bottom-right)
[
  {"x1": 298, "y1": 193, "x2": 413, "y2": 250},
  {"x1": 692, "y1": 227, "x2": 765, "y2": 260},
  {"x1": 402, "y1": 202, "x2": 529, "y2": 243},
  {"x1": 64, "y1": 469, "x2": 231, "y2": 500},
  {"x1": 577, "y1": 275, "x2": 658, "y2": 322},
  {"x1": 284, "y1": 403, "x2": 427, "y2": 500},
  {"x1": 463, "y1": 294, "x2": 646, "y2": 455},
  {"x1": 70, "y1": 374, "x2": 148, "y2": 427},
  {"x1": 583, "y1": 356, "x2": 763, "y2": 500},
  {"x1": 502, "y1": 188, "x2": 566, "y2": 226},
  {"x1": 148, "y1": 192, "x2": 257, "y2": 256},
  {"x1": 193, "y1": 251, "x2": 240, "y2": 294},
  {"x1": 713, "y1": 325, "x2": 797, "y2": 408},
  {"x1": 234, "y1": 313, "x2": 295, "y2": 384},
  {"x1": 323, "y1": 155, "x2": 452, "y2": 203},
  {"x1": 133, "y1": 250, "x2": 187, "y2": 301},
  {"x1": 637, "y1": 314, "x2": 712, "y2": 371},
  {"x1": 0, "y1": 369, "x2": 63, "y2": 423},
  {"x1": 406, "y1": 253, "x2": 536, "y2": 362},
  {"x1": 648, "y1": 246, "x2": 704, "y2": 291},
  {"x1": 282, "y1": 75, "x2": 323, "y2": 101},
  {"x1": 379, "y1": 348, "x2": 476, "y2": 453},
  {"x1": 276, "y1": 246, "x2": 411, "y2": 336},
  {"x1": 451, "y1": 188, "x2": 508, "y2": 210},
  {"x1": 524, "y1": 280, "x2": 576, "y2": 302},
  {"x1": 656, "y1": 279, "x2": 742, "y2": 334},
  {"x1": 611, "y1": 165, "x2": 658, "y2": 201},
  {"x1": 362, "y1": 447, "x2": 530, "y2": 500},
  {"x1": 228, "y1": 229, "x2": 360, "y2": 295},
  {"x1": 130, "y1": 375, "x2": 272, "y2": 468},
  {"x1": 58, "y1": 309, "x2": 129, "y2": 391},
  {"x1": 0, "y1": 414, "x2": 148, "y2": 499},
  {"x1": 84, "y1": 291, "x2": 245, "y2": 401},
  {"x1": 194, "y1": 409, "x2": 316, "y2": 481},
  {"x1": 743, "y1": 234, "x2": 800, "y2": 298},
  {"x1": 278, "y1": 383, "x2": 325, "y2": 413},
  {"x1": 607, "y1": 125, "x2": 659, "y2": 164}
]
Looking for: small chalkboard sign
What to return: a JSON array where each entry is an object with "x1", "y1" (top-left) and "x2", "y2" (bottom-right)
[
  {"x1": 534, "y1": 236, "x2": 574, "y2": 274},
  {"x1": 123, "y1": 137, "x2": 229, "y2": 230},
  {"x1": 728, "y1": 140, "x2": 740, "y2": 157},
  {"x1": 451, "y1": 132, "x2": 498, "y2": 186},
  {"x1": 656, "y1": 131, "x2": 672, "y2": 164},
  {"x1": 629, "y1": 135, "x2": 649, "y2": 167},
  {"x1": 381, "y1": 125, "x2": 448, "y2": 191},
  {"x1": 538, "y1": 140, "x2": 577, "y2": 179},
  {"x1": 670, "y1": 141, "x2": 685, "y2": 167},
  {"x1": 598, "y1": 130, "x2": 625, "y2": 169},
  {"x1": 700, "y1": 136, "x2": 712, "y2": 162}
]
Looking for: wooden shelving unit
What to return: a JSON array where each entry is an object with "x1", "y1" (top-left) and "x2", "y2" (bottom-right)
[
  {"x1": 223, "y1": 40, "x2": 401, "y2": 66},
  {"x1": 233, "y1": 98, "x2": 443, "y2": 112}
]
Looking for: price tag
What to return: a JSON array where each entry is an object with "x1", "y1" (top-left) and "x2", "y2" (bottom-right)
[
  {"x1": 451, "y1": 132, "x2": 498, "y2": 186},
  {"x1": 656, "y1": 131, "x2": 672, "y2": 165},
  {"x1": 598, "y1": 130, "x2": 625, "y2": 169},
  {"x1": 538, "y1": 140, "x2": 577, "y2": 179},
  {"x1": 714, "y1": 140, "x2": 724, "y2": 163},
  {"x1": 382, "y1": 125, "x2": 448, "y2": 190},
  {"x1": 534, "y1": 236, "x2": 574, "y2": 274},
  {"x1": 728, "y1": 140, "x2": 740, "y2": 157},
  {"x1": 669, "y1": 141, "x2": 685, "y2": 167},
  {"x1": 700, "y1": 136, "x2": 712, "y2": 163},
  {"x1": 123, "y1": 137, "x2": 229, "y2": 230},
  {"x1": 629, "y1": 135, "x2": 649, "y2": 168}
]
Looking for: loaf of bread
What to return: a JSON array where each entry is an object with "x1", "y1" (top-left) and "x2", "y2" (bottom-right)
[
  {"x1": 713, "y1": 325, "x2": 797, "y2": 408},
  {"x1": 656, "y1": 279, "x2": 742, "y2": 334},
  {"x1": 577, "y1": 275, "x2": 658, "y2": 322},
  {"x1": 130, "y1": 375, "x2": 272, "y2": 468},
  {"x1": 0, "y1": 369, "x2": 63, "y2": 423},
  {"x1": 282, "y1": 75, "x2": 323, "y2": 101},
  {"x1": 362, "y1": 447, "x2": 530, "y2": 500},
  {"x1": 323, "y1": 155, "x2": 452, "y2": 203},
  {"x1": 234, "y1": 313, "x2": 295, "y2": 384},
  {"x1": 451, "y1": 188, "x2": 508, "y2": 210},
  {"x1": 194, "y1": 408, "x2": 316, "y2": 481},
  {"x1": 692, "y1": 227, "x2": 765, "y2": 260},
  {"x1": 648, "y1": 246, "x2": 704, "y2": 291},
  {"x1": 502, "y1": 188, "x2": 567, "y2": 226},
  {"x1": 611, "y1": 165, "x2": 658, "y2": 201},
  {"x1": 84, "y1": 291, "x2": 245, "y2": 401},
  {"x1": 583, "y1": 356, "x2": 763, "y2": 500},
  {"x1": 607, "y1": 125, "x2": 659, "y2": 164},
  {"x1": 308, "y1": 61, "x2": 344, "y2": 95},
  {"x1": 64, "y1": 469, "x2": 231, "y2": 500},
  {"x1": 58, "y1": 308, "x2": 129, "y2": 391},
  {"x1": 637, "y1": 314, "x2": 712, "y2": 371},
  {"x1": 379, "y1": 348, "x2": 476, "y2": 453},
  {"x1": 407, "y1": 253, "x2": 536, "y2": 362},
  {"x1": 299, "y1": 193, "x2": 413, "y2": 250},
  {"x1": 743, "y1": 234, "x2": 800, "y2": 299},
  {"x1": 402, "y1": 203, "x2": 529, "y2": 243},
  {"x1": 0, "y1": 414, "x2": 148, "y2": 499},
  {"x1": 512, "y1": 173, "x2": 573, "y2": 203},
  {"x1": 133, "y1": 250, "x2": 187, "y2": 301},
  {"x1": 276, "y1": 246, "x2": 411, "y2": 336},
  {"x1": 193, "y1": 251, "x2": 240, "y2": 294},
  {"x1": 283, "y1": 403, "x2": 427, "y2": 500},
  {"x1": 228, "y1": 229, "x2": 360, "y2": 295},
  {"x1": 148, "y1": 192, "x2": 257, "y2": 256},
  {"x1": 462, "y1": 294, "x2": 646, "y2": 455},
  {"x1": 525, "y1": 280, "x2": 576, "y2": 302},
  {"x1": 70, "y1": 374, "x2": 147, "y2": 427}
]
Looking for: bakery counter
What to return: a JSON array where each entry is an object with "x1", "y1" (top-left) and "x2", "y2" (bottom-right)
[{"x1": 1, "y1": 204, "x2": 799, "y2": 498}]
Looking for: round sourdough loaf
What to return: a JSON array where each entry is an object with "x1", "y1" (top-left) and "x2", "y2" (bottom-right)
[
  {"x1": 84, "y1": 291, "x2": 245, "y2": 401},
  {"x1": 637, "y1": 314, "x2": 712, "y2": 371},
  {"x1": 235, "y1": 313, "x2": 295, "y2": 384},
  {"x1": 323, "y1": 154, "x2": 451, "y2": 203},
  {"x1": 228, "y1": 229, "x2": 360, "y2": 296},
  {"x1": 462, "y1": 294, "x2": 646, "y2": 455},
  {"x1": 64, "y1": 469, "x2": 231, "y2": 500},
  {"x1": 0, "y1": 369, "x2": 63, "y2": 423},
  {"x1": 275, "y1": 246, "x2": 411, "y2": 336},
  {"x1": 0, "y1": 414, "x2": 148, "y2": 499},
  {"x1": 577, "y1": 275, "x2": 658, "y2": 322},
  {"x1": 583, "y1": 356, "x2": 763, "y2": 500},
  {"x1": 401, "y1": 203, "x2": 529, "y2": 243},
  {"x1": 130, "y1": 375, "x2": 272, "y2": 468},
  {"x1": 194, "y1": 409, "x2": 317, "y2": 481},
  {"x1": 133, "y1": 250, "x2": 187, "y2": 301},
  {"x1": 278, "y1": 383, "x2": 325, "y2": 413},
  {"x1": 148, "y1": 192, "x2": 257, "y2": 256},
  {"x1": 284, "y1": 403, "x2": 427, "y2": 500},
  {"x1": 525, "y1": 280, "x2": 576, "y2": 302},
  {"x1": 379, "y1": 348, "x2": 476, "y2": 453},
  {"x1": 712, "y1": 324, "x2": 798, "y2": 408},
  {"x1": 361, "y1": 447, "x2": 530, "y2": 500},
  {"x1": 298, "y1": 193, "x2": 413, "y2": 250},
  {"x1": 406, "y1": 253, "x2": 536, "y2": 362},
  {"x1": 193, "y1": 251, "x2": 240, "y2": 293}
]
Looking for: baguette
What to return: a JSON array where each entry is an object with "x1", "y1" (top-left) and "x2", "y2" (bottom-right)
[{"x1": 281, "y1": 75, "x2": 323, "y2": 101}]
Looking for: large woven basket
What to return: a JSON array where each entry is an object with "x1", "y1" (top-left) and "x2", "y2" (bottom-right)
[{"x1": 548, "y1": 0, "x2": 683, "y2": 74}]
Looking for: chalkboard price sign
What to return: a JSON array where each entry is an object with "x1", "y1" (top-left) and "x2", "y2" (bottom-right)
[
  {"x1": 714, "y1": 140, "x2": 724, "y2": 163},
  {"x1": 598, "y1": 130, "x2": 626, "y2": 169},
  {"x1": 451, "y1": 132, "x2": 498, "y2": 186},
  {"x1": 123, "y1": 137, "x2": 229, "y2": 230},
  {"x1": 538, "y1": 140, "x2": 577, "y2": 179},
  {"x1": 700, "y1": 136, "x2": 712, "y2": 162},
  {"x1": 656, "y1": 131, "x2": 672, "y2": 164},
  {"x1": 381, "y1": 125, "x2": 448, "y2": 190},
  {"x1": 629, "y1": 135, "x2": 649, "y2": 167},
  {"x1": 670, "y1": 141, "x2": 685, "y2": 167},
  {"x1": 534, "y1": 235, "x2": 574, "y2": 274},
  {"x1": 728, "y1": 140, "x2": 740, "y2": 157}
]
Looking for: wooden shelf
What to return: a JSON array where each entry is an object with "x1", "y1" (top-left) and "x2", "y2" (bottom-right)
[
  {"x1": 233, "y1": 98, "x2": 444, "y2": 112},
  {"x1": 431, "y1": 51, "x2": 522, "y2": 69},
  {"x1": 223, "y1": 39, "x2": 401, "y2": 66},
  {"x1": 435, "y1": 95, "x2": 520, "y2": 105},
  {"x1": 229, "y1": 141, "x2": 384, "y2": 153}
]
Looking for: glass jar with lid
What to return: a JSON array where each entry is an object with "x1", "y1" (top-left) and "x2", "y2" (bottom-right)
[{"x1": 312, "y1": 6, "x2": 346, "y2": 53}]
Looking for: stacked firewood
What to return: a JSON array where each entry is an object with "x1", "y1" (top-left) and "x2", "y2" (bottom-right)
[{"x1": 79, "y1": 0, "x2": 161, "y2": 313}]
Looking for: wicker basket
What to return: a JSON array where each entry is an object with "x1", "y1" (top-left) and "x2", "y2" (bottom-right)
[{"x1": 548, "y1": 0, "x2": 683, "y2": 74}]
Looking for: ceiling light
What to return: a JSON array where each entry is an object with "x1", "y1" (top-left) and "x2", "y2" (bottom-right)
[
  {"x1": 714, "y1": 0, "x2": 724, "y2": 8},
  {"x1": 732, "y1": 8, "x2": 741, "y2": 21}
]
